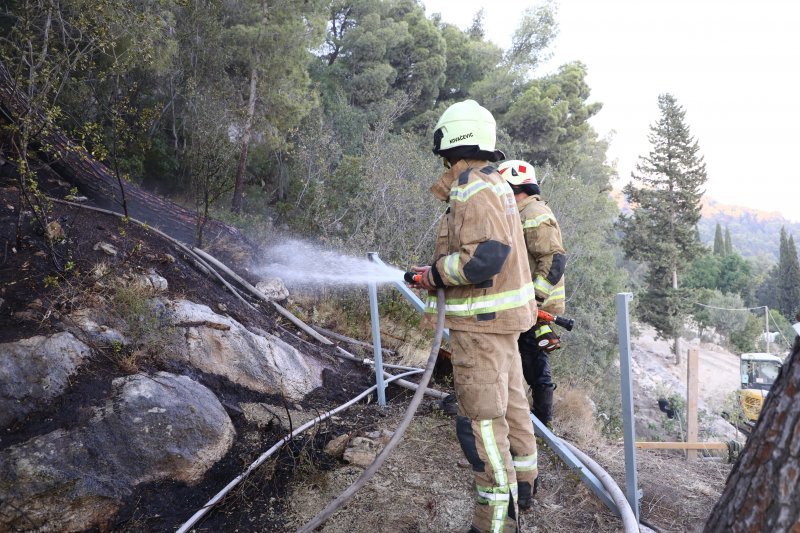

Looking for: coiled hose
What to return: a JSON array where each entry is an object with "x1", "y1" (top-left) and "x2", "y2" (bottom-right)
[{"x1": 296, "y1": 288, "x2": 447, "y2": 532}]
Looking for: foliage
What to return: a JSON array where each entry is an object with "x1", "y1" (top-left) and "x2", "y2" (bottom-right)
[
  {"x1": 776, "y1": 227, "x2": 800, "y2": 318},
  {"x1": 539, "y1": 131, "x2": 624, "y2": 382},
  {"x1": 729, "y1": 313, "x2": 765, "y2": 353},
  {"x1": 684, "y1": 251, "x2": 754, "y2": 305},
  {"x1": 619, "y1": 94, "x2": 708, "y2": 350},
  {"x1": 713, "y1": 223, "x2": 724, "y2": 255},
  {"x1": 108, "y1": 284, "x2": 177, "y2": 370},
  {"x1": 501, "y1": 62, "x2": 602, "y2": 169}
]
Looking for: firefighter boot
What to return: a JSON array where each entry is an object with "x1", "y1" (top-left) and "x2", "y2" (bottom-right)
[
  {"x1": 518, "y1": 480, "x2": 533, "y2": 510},
  {"x1": 532, "y1": 383, "x2": 555, "y2": 427}
]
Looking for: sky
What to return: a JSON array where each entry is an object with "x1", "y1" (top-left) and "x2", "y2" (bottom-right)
[{"x1": 421, "y1": 0, "x2": 800, "y2": 221}]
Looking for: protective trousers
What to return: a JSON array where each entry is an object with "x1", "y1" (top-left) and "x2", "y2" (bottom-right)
[
  {"x1": 518, "y1": 328, "x2": 555, "y2": 425},
  {"x1": 451, "y1": 330, "x2": 538, "y2": 533}
]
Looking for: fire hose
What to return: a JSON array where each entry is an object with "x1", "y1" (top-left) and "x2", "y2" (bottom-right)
[{"x1": 295, "y1": 288, "x2": 447, "y2": 532}]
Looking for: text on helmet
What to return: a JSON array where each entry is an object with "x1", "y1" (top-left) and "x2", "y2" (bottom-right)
[{"x1": 449, "y1": 132, "x2": 474, "y2": 144}]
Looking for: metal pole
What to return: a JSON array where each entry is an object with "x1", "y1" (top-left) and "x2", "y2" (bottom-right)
[
  {"x1": 367, "y1": 253, "x2": 386, "y2": 407},
  {"x1": 765, "y1": 306, "x2": 770, "y2": 353},
  {"x1": 616, "y1": 292, "x2": 640, "y2": 522}
]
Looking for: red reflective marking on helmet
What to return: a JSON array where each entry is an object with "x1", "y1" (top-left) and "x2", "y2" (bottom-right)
[
  {"x1": 498, "y1": 168, "x2": 508, "y2": 174},
  {"x1": 518, "y1": 165, "x2": 527, "y2": 173}
]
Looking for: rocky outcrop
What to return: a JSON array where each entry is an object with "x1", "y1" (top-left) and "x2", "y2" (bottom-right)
[
  {"x1": 0, "y1": 332, "x2": 92, "y2": 429},
  {"x1": 0, "y1": 372, "x2": 234, "y2": 532},
  {"x1": 169, "y1": 299, "x2": 323, "y2": 400}
]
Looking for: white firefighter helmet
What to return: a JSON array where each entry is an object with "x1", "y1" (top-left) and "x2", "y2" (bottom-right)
[
  {"x1": 432, "y1": 100, "x2": 498, "y2": 156},
  {"x1": 497, "y1": 160, "x2": 537, "y2": 186}
]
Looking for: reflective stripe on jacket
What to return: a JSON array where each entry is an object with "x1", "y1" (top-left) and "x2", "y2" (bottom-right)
[
  {"x1": 517, "y1": 195, "x2": 566, "y2": 315},
  {"x1": 423, "y1": 159, "x2": 536, "y2": 334}
]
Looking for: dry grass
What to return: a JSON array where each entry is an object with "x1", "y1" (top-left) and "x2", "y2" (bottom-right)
[{"x1": 552, "y1": 385, "x2": 601, "y2": 448}]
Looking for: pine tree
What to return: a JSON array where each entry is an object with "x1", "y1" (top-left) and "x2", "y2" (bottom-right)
[
  {"x1": 619, "y1": 94, "x2": 708, "y2": 364},
  {"x1": 724, "y1": 226, "x2": 733, "y2": 255},
  {"x1": 777, "y1": 228, "x2": 800, "y2": 317},
  {"x1": 713, "y1": 223, "x2": 724, "y2": 255}
]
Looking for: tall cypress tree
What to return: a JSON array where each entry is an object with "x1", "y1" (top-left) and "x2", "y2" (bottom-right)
[
  {"x1": 724, "y1": 226, "x2": 733, "y2": 255},
  {"x1": 778, "y1": 228, "x2": 800, "y2": 317},
  {"x1": 619, "y1": 93, "x2": 708, "y2": 363},
  {"x1": 713, "y1": 223, "x2": 724, "y2": 255}
]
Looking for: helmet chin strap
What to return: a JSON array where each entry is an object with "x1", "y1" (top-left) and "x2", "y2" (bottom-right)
[{"x1": 442, "y1": 157, "x2": 451, "y2": 169}]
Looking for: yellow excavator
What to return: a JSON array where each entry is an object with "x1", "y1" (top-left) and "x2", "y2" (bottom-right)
[{"x1": 738, "y1": 352, "x2": 783, "y2": 424}]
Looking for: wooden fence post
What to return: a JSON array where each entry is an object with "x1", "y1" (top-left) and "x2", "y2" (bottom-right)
[{"x1": 687, "y1": 347, "x2": 699, "y2": 461}]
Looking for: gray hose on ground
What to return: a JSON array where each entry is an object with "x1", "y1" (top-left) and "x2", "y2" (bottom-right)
[
  {"x1": 561, "y1": 440, "x2": 640, "y2": 533},
  {"x1": 176, "y1": 368, "x2": 425, "y2": 533},
  {"x1": 296, "y1": 288, "x2": 447, "y2": 533}
]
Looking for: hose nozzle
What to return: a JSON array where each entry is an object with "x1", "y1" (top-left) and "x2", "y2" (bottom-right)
[{"x1": 404, "y1": 271, "x2": 423, "y2": 284}]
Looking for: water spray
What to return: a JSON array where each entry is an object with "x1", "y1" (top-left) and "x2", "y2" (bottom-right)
[{"x1": 257, "y1": 240, "x2": 406, "y2": 287}]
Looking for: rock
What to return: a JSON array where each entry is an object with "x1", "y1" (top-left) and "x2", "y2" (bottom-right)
[
  {"x1": 64, "y1": 194, "x2": 88, "y2": 202},
  {"x1": 0, "y1": 372, "x2": 234, "y2": 532},
  {"x1": 169, "y1": 299, "x2": 324, "y2": 401},
  {"x1": 69, "y1": 309, "x2": 127, "y2": 346},
  {"x1": 365, "y1": 429, "x2": 393, "y2": 444},
  {"x1": 255, "y1": 278, "x2": 289, "y2": 301},
  {"x1": 217, "y1": 303, "x2": 228, "y2": 313},
  {"x1": 343, "y1": 437, "x2": 381, "y2": 468},
  {"x1": 128, "y1": 269, "x2": 168, "y2": 293},
  {"x1": 12, "y1": 310, "x2": 37, "y2": 321},
  {"x1": 324, "y1": 433, "x2": 351, "y2": 458},
  {"x1": 240, "y1": 402, "x2": 279, "y2": 428},
  {"x1": 46, "y1": 220, "x2": 64, "y2": 241},
  {"x1": 93, "y1": 241, "x2": 118, "y2": 256},
  {"x1": 240, "y1": 402, "x2": 318, "y2": 431},
  {"x1": 0, "y1": 332, "x2": 92, "y2": 429},
  {"x1": 91, "y1": 262, "x2": 111, "y2": 279}
]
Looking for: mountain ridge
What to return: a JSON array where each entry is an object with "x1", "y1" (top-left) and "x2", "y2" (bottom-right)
[{"x1": 612, "y1": 189, "x2": 800, "y2": 261}]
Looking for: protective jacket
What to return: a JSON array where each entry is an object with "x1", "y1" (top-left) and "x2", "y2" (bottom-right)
[
  {"x1": 423, "y1": 159, "x2": 536, "y2": 334},
  {"x1": 517, "y1": 195, "x2": 566, "y2": 315}
]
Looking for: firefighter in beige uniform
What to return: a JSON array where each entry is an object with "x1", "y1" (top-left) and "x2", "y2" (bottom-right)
[
  {"x1": 409, "y1": 100, "x2": 538, "y2": 532},
  {"x1": 497, "y1": 160, "x2": 565, "y2": 428}
]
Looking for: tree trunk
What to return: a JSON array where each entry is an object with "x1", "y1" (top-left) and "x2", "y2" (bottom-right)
[
  {"x1": 704, "y1": 336, "x2": 800, "y2": 532},
  {"x1": 0, "y1": 60, "x2": 245, "y2": 249},
  {"x1": 231, "y1": 63, "x2": 258, "y2": 213},
  {"x1": 672, "y1": 265, "x2": 680, "y2": 365}
]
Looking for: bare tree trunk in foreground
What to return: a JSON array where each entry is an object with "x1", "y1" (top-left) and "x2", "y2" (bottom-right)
[{"x1": 704, "y1": 337, "x2": 800, "y2": 532}]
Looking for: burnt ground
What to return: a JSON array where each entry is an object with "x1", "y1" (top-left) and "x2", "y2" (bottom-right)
[{"x1": 0, "y1": 172, "x2": 731, "y2": 532}]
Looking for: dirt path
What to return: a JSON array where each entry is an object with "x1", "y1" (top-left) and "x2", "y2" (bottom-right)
[{"x1": 630, "y1": 326, "x2": 742, "y2": 442}]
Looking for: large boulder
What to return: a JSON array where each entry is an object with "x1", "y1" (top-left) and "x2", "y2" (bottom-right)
[
  {"x1": 0, "y1": 332, "x2": 91, "y2": 430},
  {"x1": 0, "y1": 372, "x2": 234, "y2": 532},
  {"x1": 169, "y1": 299, "x2": 323, "y2": 400}
]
